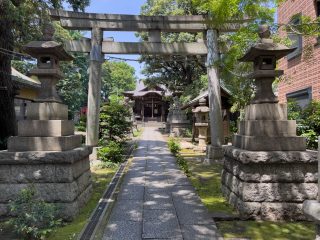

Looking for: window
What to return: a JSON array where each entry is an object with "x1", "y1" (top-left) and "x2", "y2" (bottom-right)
[
  {"x1": 286, "y1": 87, "x2": 312, "y2": 109},
  {"x1": 287, "y1": 15, "x2": 303, "y2": 60}
]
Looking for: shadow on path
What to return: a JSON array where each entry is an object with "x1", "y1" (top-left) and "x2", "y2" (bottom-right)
[{"x1": 103, "y1": 127, "x2": 223, "y2": 240}]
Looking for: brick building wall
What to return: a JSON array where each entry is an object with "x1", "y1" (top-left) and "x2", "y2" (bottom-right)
[{"x1": 278, "y1": 0, "x2": 320, "y2": 105}]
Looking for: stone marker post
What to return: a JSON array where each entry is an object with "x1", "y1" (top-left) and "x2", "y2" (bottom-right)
[
  {"x1": 86, "y1": 27, "x2": 103, "y2": 147},
  {"x1": 205, "y1": 29, "x2": 224, "y2": 162}
]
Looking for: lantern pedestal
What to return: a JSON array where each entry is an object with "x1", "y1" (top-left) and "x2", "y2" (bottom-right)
[
  {"x1": 194, "y1": 123, "x2": 208, "y2": 152},
  {"x1": 0, "y1": 28, "x2": 92, "y2": 221},
  {"x1": 221, "y1": 25, "x2": 317, "y2": 220},
  {"x1": 233, "y1": 103, "x2": 306, "y2": 151},
  {"x1": 204, "y1": 145, "x2": 224, "y2": 164}
]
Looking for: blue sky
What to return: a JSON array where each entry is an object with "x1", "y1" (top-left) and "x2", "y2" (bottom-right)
[{"x1": 66, "y1": 0, "x2": 147, "y2": 80}]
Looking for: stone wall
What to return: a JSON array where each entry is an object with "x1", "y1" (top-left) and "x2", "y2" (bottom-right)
[
  {"x1": 0, "y1": 146, "x2": 92, "y2": 221},
  {"x1": 222, "y1": 146, "x2": 318, "y2": 221}
]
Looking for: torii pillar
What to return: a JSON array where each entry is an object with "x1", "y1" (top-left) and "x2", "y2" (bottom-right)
[
  {"x1": 86, "y1": 27, "x2": 103, "y2": 147},
  {"x1": 205, "y1": 29, "x2": 224, "y2": 163}
]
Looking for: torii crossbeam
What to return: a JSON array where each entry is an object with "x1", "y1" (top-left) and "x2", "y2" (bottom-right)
[{"x1": 50, "y1": 9, "x2": 236, "y2": 161}]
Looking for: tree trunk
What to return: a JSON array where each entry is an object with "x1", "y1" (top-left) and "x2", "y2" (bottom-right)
[{"x1": 0, "y1": 1, "x2": 16, "y2": 149}]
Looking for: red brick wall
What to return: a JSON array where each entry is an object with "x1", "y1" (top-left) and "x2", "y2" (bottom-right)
[{"x1": 278, "y1": 0, "x2": 320, "y2": 103}]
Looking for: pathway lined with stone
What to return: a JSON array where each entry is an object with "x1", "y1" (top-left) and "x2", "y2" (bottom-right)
[{"x1": 103, "y1": 127, "x2": 222, "y2": 240}]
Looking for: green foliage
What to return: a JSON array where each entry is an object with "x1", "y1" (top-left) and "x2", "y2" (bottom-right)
[
  {"x1": 11, "y1": 60, "x2": 34, "y2": 75},
  {"x1": 101, "y1": 61, "x2": 136, "y2": 99},
  {"x1": 288, "y1": 100, "x2": 320, "y2": 150},
  {"x1": 287, "y1": 99, "x2": 302, "y2": 120},
  {"x1": 75, "y1": 115, "x2": 86, "y2": 132},
  {"x1": 133, "y1": 129, "x2": 142, "y2": 138},
  {"x1": 167, "y1": 137, "x2": 181, "y2": 156},
  {"x1": 8, "y1": 186, "x2": 61, "y2": 240},
  {"x1": 217, "y1": 221, "x2": 315, "y2": 240},
  {"x1": 139, "y1": 0, "x2": 277, "y2": 112},
  {"x1": 54, "y1": 23, "x2": 89, "y2": 116},
  {"x1": 185, "y1": 158, "x2": 234, "y2": 213},
  {"x1": 139, "y1": 0, "x2": 206, "y2": 98},
  {"x1": 176, "y1": 155, "x2": 191, "y2": 176},
  {"x1": 99, "y1": 96, "x2": 132, "y2": 142},
  {"x1": 98, "y1": 141, "x2": 124, "y2": 164}
]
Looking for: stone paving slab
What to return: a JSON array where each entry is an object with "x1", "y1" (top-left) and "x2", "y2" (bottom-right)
[
  {"x1": 108, "y1": 199, "x2": 143, "y2": 222},
  {"x1": 103, "y1": 221, "x2": 142, "y2": 240},
  {"x1": 103, "y1": 127, "x2": 222, "y2": 240}
]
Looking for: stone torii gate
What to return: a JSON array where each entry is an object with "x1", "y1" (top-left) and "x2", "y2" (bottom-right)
[{"x1": 50, "y1": 9, "x2": 241, "y2": 161}]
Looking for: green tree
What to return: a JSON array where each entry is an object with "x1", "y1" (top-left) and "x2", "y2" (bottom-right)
[
  {"x1": 139, "y1": 1, "x2": 291, "y2": 111},
  {"x1": 101, "y1": 61, "x2": 136, "y2": 99},
  {"x1": 54, "y1": 24, "x2": 89, "y2": 117},
  {"x1": 140, "y1": 0, "x2": 206, "y2": 100},
  {"x1": 0, "y1": 0, "x2": 89, "y2": 149},
  {"x1": 99, "y1": 95, "x2": 132, "y2": 142}
]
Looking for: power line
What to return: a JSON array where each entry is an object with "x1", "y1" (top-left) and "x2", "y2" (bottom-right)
[{"x1": 0, "y1": 47, "x2": 34, "y2": 60}]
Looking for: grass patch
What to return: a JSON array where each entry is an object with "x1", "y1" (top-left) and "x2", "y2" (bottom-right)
[
  {"x1": 183, "y1": 156, "x2": 316, "y2": 239},
  {"x1": 47, "y1": 167, "x2": 118, "y2": 240},
  {"x1": 186, "y1": 158, "x2": 234, "y2": 214},
  {"x1": 217, "y1": 221, "x2": 315, "y2": 240}
]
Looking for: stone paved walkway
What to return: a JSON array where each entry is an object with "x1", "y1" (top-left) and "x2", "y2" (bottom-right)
[{"x1": 103, "y1": 127, "x2": 222, "y2": 240}]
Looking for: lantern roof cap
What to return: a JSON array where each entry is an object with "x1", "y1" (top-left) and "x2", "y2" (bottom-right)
[
  {"x1": 23, "y1": 41, "x2": 73, "y2": 61},
  {"x1": 192, "y1": 98, "x2": 209, "y2": 113},
  {"x1": 239, "y1": 24, "x2": 296, "y2": 62}
]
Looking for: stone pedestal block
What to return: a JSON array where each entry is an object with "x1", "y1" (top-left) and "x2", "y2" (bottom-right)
[
  {"x1": 0, "y1": 147, "x2": 92, "y2": 221},
  {"x1": 233, "y1": 134, "x2": 306, "y2": 151},
  {"x1": 18, "y1": 120, "x2": 74, "y2": 137},
  {"x1": 204, "y1": 145, "x2": 224, "y2": 163},
  {"x1": 170, "y1": 122, "x2": 190, "y2": 137},
  {"x1": 245, "y1": 103, "x2": 287, "y2": 120},
  {"x1": 238, "y1": 120, "x2": 296, "y2": 137},
  {"x1": 26, "y1": 102, "x2": 68, "y2": 120},
  {"x1": 222, "y1": 146, "x2": 318, "y2": 221},
  {"x1": 8, "y1": 135, "x2": 82, "y2": 152}
]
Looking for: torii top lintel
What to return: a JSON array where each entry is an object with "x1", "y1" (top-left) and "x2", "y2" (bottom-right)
[
  {"x1": 49, "y1": 9, "x2": 207, "y2": 32},
  {"x1": 49, "y1": 9, "x2": 241, "y2": 33}
]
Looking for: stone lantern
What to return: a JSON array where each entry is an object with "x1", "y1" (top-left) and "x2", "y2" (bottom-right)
[
  {"x1": 1, "y1": 24, "x2": 93, "y2": 220},
  {"x1": 220, "y1": 25, "x2": 318, "y2": 221},
  {"x1": 24, "y1": 24, "x2": 73, "y2": 103},
  {"x1": 239, "y1": 25, "x2": 295, "y2": 104},
  {"x1": 234, "y1": 24, "x2": 306, "y2": 151},
  {"x1": 192, "y1": 98, "x2": 209, "y2": 151}
]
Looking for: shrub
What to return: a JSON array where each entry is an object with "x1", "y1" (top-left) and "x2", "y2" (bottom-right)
[
  {"x1": 98, "y1": 141, "x2": 124, "y2": 163},
  {"x1": 8, "y1": 186, "x2": 61, "y2": 240},
  {"x1": 176, "y1": 155, "x2": 191, "y2": 176},
  {"x1": 75, "y1": 115, "x2": 86, "y2": 132},
  {"x1": 287, "y1": 100, "x2": 320, "y2": 150},
  {"x1": 99, "y1": 96, "x2": 132, "y2": 143},
  {"x1": 168, "y1": 137, "x2": 181, "y2": 156}
]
